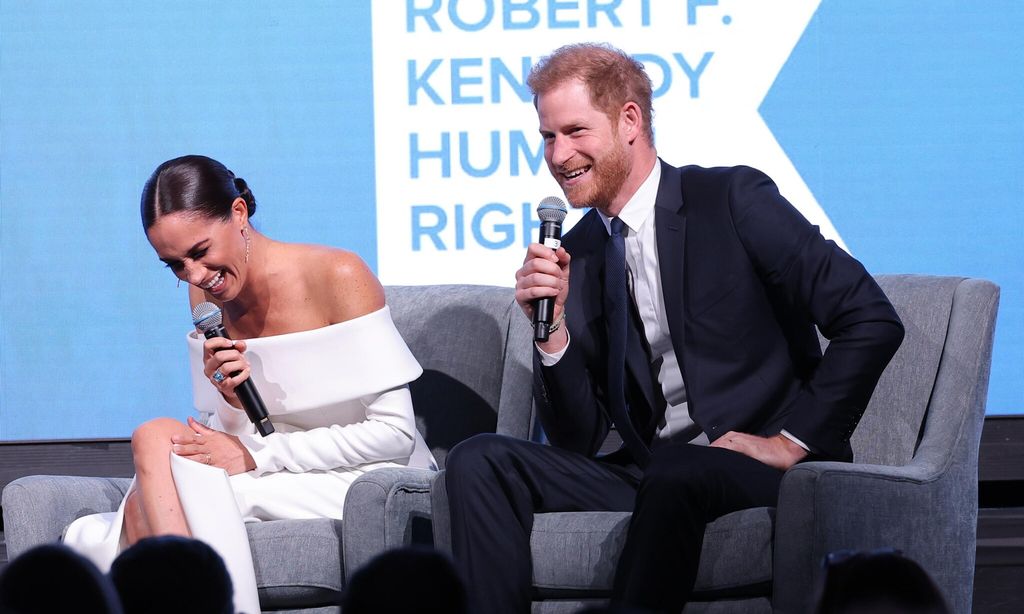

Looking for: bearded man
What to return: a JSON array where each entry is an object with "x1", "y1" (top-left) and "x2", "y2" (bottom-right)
[{"x1": 443, "y1": 42, "x2": 904, "y2": 613}]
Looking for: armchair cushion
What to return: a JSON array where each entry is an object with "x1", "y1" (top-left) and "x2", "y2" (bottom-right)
[
  {"x1": 248, "y1": 519, "x2": 343, "y2": 607},
  {"x1": 530, "y1": 507, "x2": 774, "y2": 597},
  {"x1": 2, "y1": 475, "x2": 132, "y2": 557}
]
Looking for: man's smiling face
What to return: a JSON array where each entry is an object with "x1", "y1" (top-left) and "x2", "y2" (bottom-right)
[{"x1": 537, "y1": 78, "x2": 631, "y2": 216}]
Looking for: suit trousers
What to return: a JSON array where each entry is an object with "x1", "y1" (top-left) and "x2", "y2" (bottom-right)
[{"x1": 444, "y1": 433, "x2": 785, "y2": 614}]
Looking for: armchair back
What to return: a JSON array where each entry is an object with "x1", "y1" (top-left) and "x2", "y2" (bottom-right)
[
  {"x1": 850, "y1": 275, "x2": 996, "y2": 468},
  {"x1": 385, "y1": 285, "x2": 533, "y2": 468}
]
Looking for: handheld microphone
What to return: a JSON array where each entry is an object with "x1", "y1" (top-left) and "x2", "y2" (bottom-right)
[
  {"x1": 192, "y1": 302, "x2": 275, "y2": 437},
  {"x1": 533, "y1": 197, "x2": 568, "y2": 342}
]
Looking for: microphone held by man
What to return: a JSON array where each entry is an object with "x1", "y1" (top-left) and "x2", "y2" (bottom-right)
[{"x1": 533, "y1": 197, "x2": 568, "y2": 342}]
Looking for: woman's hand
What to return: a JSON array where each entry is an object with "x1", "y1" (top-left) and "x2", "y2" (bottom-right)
[
  {"x1": 202, "y1": 337, "x2": 250, "y2": 408},
  {"x1": 172, "y1": 417, "x2": 257, "y2": 475}
]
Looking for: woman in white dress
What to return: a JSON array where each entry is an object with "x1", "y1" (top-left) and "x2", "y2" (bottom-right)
[{"x1": 64, "y1": 155, "x2": 434, "y2": 613}]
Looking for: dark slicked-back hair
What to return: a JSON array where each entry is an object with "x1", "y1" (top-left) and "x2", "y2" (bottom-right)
[
  {"x1": 140, "y1": 155, "x2": 256, "y2": 230},
  {"x1": 527, "y1": 43, "x2": 654, "y2": 143}
]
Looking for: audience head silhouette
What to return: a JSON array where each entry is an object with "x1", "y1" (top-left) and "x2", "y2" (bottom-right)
[
  {"x1": 0, "y1": 543, "x2": 122, "y2": 614},
  {"x1": 342, "y1": 546, "x2": 467, "y2": 614},
  {"x1": 816, "y1": 549, "x2": 950, "y2": 614},
  {"x1": 109, "y1": 536, "x2": 233, "y2": 614}
]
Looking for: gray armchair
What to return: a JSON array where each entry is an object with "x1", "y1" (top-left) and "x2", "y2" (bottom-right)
[
  {"x1": 431, "y1": 275, "x2": 999, "y2": 613},
  {"x1": 2, "y1": 285, "x2": 534, "y2": 614}
]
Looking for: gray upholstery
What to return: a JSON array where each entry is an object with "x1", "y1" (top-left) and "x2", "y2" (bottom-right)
[
  {"x1": 529, "y1": 507, "x2": 775, "y2": 594},
  {"x1": 773, "y1": 276, "x2": 999, "y2": 613},
  {"x1": 429, "y1": 275, "x2": 998, "y2": 614},
  {"x1": 2, "y1": 285, "x2": 534, "y2": 614},
  {"x1": 2, "y1": 475, "x2": 134, "y2": 557}
]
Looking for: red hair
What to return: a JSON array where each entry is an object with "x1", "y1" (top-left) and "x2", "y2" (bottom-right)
[{"x1": 527, "y1": 43, "x2": 654, "y2": 143}]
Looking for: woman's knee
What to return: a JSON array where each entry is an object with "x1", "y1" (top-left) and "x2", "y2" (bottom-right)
[{"x1": 131, "y1": 418, "x2": 187, "y2": 463}]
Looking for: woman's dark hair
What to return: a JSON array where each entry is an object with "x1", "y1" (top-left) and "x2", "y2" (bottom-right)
[{"x1": 140, "y1": 155, "x2": 256, "y2": 230}]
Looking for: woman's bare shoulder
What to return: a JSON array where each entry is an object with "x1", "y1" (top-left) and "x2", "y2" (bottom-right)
[{"x1": 294, "y1": 244, "x2": 385, "y2": 323}]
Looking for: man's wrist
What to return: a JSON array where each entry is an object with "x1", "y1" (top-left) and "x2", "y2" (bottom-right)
[
  {"x1": 774, "y1": 433, "x2": 808, "y2": 465},
  {"x1": 546, "y1": 310, "x2": 566, "y2": 334},
  {"x1": 536, "y1": 326, "x2": 570, "y2": 363}
]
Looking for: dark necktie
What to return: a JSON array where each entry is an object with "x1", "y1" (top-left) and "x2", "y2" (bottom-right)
[{"x1": 605, "y1": 218, "x2": 651, "y2": 467}]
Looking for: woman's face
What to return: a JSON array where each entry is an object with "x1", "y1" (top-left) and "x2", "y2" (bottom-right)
[{"x1": 146, "y1": 200, "x2": 248, "y2": 300}]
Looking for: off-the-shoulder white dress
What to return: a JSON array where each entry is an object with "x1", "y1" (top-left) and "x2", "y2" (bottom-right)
[{"x1": 64, "y1": 306, "x2": 435, "y2": 614}]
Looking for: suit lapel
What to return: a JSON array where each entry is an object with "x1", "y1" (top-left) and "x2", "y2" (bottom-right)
[
  {"x1": 654, "y1": 161, "x2": 688, "y2": 368},
  {"x1": 573, "y1": 210, "x2": 609, "y2": 332}
]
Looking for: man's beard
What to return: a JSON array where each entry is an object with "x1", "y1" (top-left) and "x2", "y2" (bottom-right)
[{"x1": 560, "y1": 138, "x2": 630, "y2": 211}]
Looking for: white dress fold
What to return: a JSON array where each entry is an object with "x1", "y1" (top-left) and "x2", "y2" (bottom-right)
[{"x1": 64, "y1": 306, "x2": 435, "y2": 614}]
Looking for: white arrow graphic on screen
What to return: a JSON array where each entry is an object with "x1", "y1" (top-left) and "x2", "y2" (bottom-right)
[{"x1": 646, "y1": 0, "x2": 845, "y2": 250}]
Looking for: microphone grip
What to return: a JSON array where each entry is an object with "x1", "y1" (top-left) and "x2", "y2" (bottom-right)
[
  {"x1": 533, "y1": 220, "x2": 563, "y2": 342},
  {"x1": 204, "y1": 327, "x2": 275, "y2": 437},
  {"x1": 533, "y1": 298, "x2": 555, "y2": 342},
  {"x1": 234, "y1": 379, "x2": 275, "y2": 436}
]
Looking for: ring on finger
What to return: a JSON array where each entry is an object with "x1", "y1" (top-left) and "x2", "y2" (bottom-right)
[
  {"x1": 205, "y1": 453, "x2": 212, "y2": 465},
  {"x1": 212, "y1": 370, "x2": 225, "y2": 384}
]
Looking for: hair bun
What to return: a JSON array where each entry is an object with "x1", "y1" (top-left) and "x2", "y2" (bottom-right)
[{"x1": 233, "y1": 177, "x2": 257, "y2": 217}]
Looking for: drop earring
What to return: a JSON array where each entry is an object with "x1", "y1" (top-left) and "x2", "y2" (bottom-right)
[
  {"x1": 242, "y1": 227, "x2": 251, "y2": 263},
  {"x1": 177, "y1": 278, "x2": 181, "y2": 288}
]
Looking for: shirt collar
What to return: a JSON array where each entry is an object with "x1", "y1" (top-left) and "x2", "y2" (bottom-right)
[{"x1": 598, "y1": 159, "x2": 661, "y2": 236}]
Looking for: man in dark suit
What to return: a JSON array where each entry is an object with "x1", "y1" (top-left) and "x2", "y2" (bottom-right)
[{"x1": 444, "y1": 43, "x2": 904, "y2": 613}]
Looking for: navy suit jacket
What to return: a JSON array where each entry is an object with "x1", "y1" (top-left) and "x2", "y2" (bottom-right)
[{"x1": 534, "y1": 162, "x2": 904, "y2": 464}]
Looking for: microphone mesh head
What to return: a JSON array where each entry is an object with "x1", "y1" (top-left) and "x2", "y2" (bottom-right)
[
  {"x1": 191, "y1": 302, "x2": 223, "y2": 332},
  {"x1": 537, "y1": 197, "x2": 567, "y2": 223}
]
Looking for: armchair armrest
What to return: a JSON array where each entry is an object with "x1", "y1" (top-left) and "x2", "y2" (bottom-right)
[
  {"x1": 2, "y1": 475, "x2": 132, "y2": 560},
  {"x1": 429, "y1": 470, "x2": 451, "y2": 555},
  {"x1": 773, "y1": 460, "x2": 975, "y2": 614},
  {"x1": 341, "y1": 467, "x2": 437, "y2": 579}
]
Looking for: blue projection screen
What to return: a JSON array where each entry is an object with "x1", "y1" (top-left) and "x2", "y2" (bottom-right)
[{"x1": 1, "y1": 1, "x2": 1021, "y2": 441}]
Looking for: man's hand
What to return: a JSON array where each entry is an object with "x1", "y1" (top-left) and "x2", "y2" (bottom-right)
[
  {"x1": 709, "y1": 431, "x2": 808, "y2": 470},
  {"x1": 515, "y1": 243, "x2": 571, "y2": 353}
]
